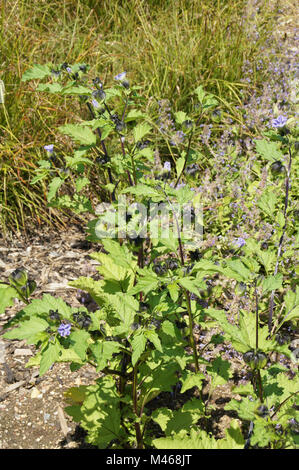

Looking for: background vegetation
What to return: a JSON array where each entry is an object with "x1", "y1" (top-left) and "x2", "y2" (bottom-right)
[{"x1": 0, "y1": 0, "x2": 287, "y2": 233}]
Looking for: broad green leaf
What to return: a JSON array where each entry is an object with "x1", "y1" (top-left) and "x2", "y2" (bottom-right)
[
  {"x1": 58, "y1": 124, "x2": 96, "y2": 146},
  {"x1": 153, "y1": 425, "x2": 243, "y2": 449},
  {"x1": 257, "y1": 250, "x2": 276, "y2": 273},
  {"x1": 258, "y1": 189, "x2": 277, "y2": 217},
  {"x1": 224, "y1": 396, "x2": 256, "y2": 421},
  {"x1": 194, "y1": 85, "x2": 206, "y2": 104},
  {"x1": 3, "y1": 317, "x2": 49, "y2": 341},
  {"x1": 72, "y1": 378, "x2": 122, "y2": 448},
  {"x1": 50, "y1": 194, "x2": 92, "y2": 214},
  {"x1": 40, "y1": 340, "x2": 61, "y2": 376},
  {"x1": 139, "y1": 361, "x2": 179, "y2": 406},
  {"x1": 153, "y1": 399, "x2": 205, "y2": 436},
  {"x1": 206, "y1": 309, "x2": 251, "y2": 353},
  {"x1": 105, "y1": 293, "x2": 138, "y2": 328},
  {"x1": 174, "y1": 111, "x2": 188, "y2": 125},
  {"x1": 180, "y1": 371, "x2": 205, "y2": 393},
  {"x1": 131, "y1": 332, "x2": 147, "y2": 366},
  {"x1": 125, "y1": 109, "x2": 146, "y2": 121},
  {"x1": 250, "y1": 419, "x2": 276, "y2": 447},
  {"x1": 279, "y1": 287, "x2": 299, "y2": 326},
  {"x1": 193, "y1": 259, "x2": 224, "y2": 275},
  {"x1": 144, "y1": 330, "x2": 162, "y2": 352},
  {"x1": 20, "y1": 294, "x2": 72, "y2": 320},
  {"x1": 133, "y1": 123, "x2": 151, "y2": 143},
  {"x1": 0, "y1": 285, "x2": 19, "y2": 314},
  {"x1": 101, "y1": 239, "x2": 135, "y2": 270},
  {"x1": 207, "y1": 357, "x2": 232, "y2": 389},
  {"x1": 75, "y1": 177, "x2": 90, "y2": 193},
  {"x1": 69, "y1": 330, "x2": 91, "y2": 361},
  {"x1": 254, "y1": 139, "x2": 283, "y2": 162},
  {"x1": 37, "y1": 83, "x2": 63, "y2": 93},
  {"x1": 57, "y1": 348, "x2": 83, "y2": 364},
  {"x1": 167, "y1": 282, "x2": 179, "y2": 302},
  {"x1": 261, "y1": 274, "x2": 283, "y2": 294},
  {"x1": 60, "y1": 85, "x2": 92, "y2": 95},
  {"x1": 90, "y1": 252, "x2": 128, "y2": 281},
  {"x1": 151, "y1": 408, "x2": 173, "y2": 432},
  {"x1": 175, "y1": 157, "x2": 185, "y2": 177},
  {"x1": 64, "y1": 385, "x2": 88, "y2": 406},
  {"x1": 223, "y1": 259, "x2": 252, "y2": 282},
  {"x1": 21, "y1": 64, "x2": 52, "y2": 81},
  {"x1": 178, "y1": 277, "x2": 202, "y2": 295},
  {"x1": 128, "y1": 276, "x2": 159, "y2": 296},
  {"x1": 47, "y1": 177, "x2": 63, "y2": 202},
  {"x1": 122, "y1": 183, "x2": 162, "y2": 200},
  {"x1": 31, "y1": 172, "x2": 49, "y2": 185},
  {"x1": 65, "y1": 153, "x2": 93, "y2": 169},
  {"x1": 89, "y1": 341, "x2": 121, "y2": 371}
]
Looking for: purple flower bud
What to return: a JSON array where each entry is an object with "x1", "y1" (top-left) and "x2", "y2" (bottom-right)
[{"x1": 58, "y1": 323, "x2": 71, "y2": 337}]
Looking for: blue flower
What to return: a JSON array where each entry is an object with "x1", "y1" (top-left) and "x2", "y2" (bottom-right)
[
  {"x1": 271, "y1": 115, "x2": 288, "y2": 128},
  {"x1": 170, "y1": 130, "x2": 185, "y2": 146},
  {"x1": 114, "y1": 72, "x2": 126, "y2": 81},
  {"x1": 58, "y1": 323, "x2": 71, "y2": 337},
  {"x1": 163, "y1": 161, "x2": 171, "y2": 172},
  {"x1": 91, "y1": 98, "x2": 100, "y2": 108},
  {"x1": 234, "y1": 237, "x2": 246, "y2": 248},
  {"x1": 44, "y1": 144, "x2": 54, "y2": 153}
]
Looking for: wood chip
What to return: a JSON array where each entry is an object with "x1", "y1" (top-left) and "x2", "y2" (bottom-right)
[
  {"x1": 57, "y1": 405, "x2": 70, "y2": 438},
  {"x1": 4, "y1": 380, "x2": 26, "y2": 394}
]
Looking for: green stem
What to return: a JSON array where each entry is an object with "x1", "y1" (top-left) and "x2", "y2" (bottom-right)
[
  {"x1": 256, "y1": 370, "x2": 264, "y2": 403},
  {"x1": 184, "y1": 289, "x2": 199, "y2": 373},
  {"x1": 132, "y1": 365, "x2": 143, "y2": 449},
  {"x1": 268, "y1": 146, "x2": 292, "y2": 333},
  {"x1": 254, "y1": 279, "x2": 259, "y2": 353},
  {"x1": 163, "y1": 189, "x2": 199, "y2": 373}
]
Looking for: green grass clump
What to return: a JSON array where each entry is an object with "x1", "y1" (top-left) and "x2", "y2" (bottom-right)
[{"x1": 0, "y1": 0, "x2": 280, "y2": 233}]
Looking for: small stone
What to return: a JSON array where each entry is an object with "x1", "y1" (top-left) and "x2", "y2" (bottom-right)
[
  {"x1": 14, "y1": 349, "x2": 33, "y2": 357},
  {"x1": 30, "y1": 387, "x2": 42, "y2": 399},
  {"x1": 0, "y1": 340, "x2": 7, "y2": 363}
]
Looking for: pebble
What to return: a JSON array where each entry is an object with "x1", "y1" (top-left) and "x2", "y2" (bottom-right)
[
  {"x1": 0, "y1": 340, "x2": 7, "y2": 364},
  {"x1": 30, "y1": 387, "x2": 42, "y2": 399},
  {"x1": 14, "y1": 349, "x2": 33, "y2": 357}
]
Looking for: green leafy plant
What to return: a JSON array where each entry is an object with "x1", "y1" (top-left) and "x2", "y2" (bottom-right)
[{"x1": 2, "y1": 62, "x2": 298, "y2": 449}]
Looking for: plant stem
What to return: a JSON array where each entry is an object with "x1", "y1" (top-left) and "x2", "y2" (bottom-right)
[
  {"x1": 132, "y1": 365, "x2": 143, "y2": 449},
  {"x1": 174, "y1": 112, "x2": 202, "y2": 188},
  {"x1": 174, "y1": 129, "x2": 194, "y2": 188},
  {"x1": 270, "y1": 391, "x2": 298, "y2": 419},
  {"x1": 120, "y1": 136, "x2": 134, "y2": 186},
  {"x1": 254, "y1": 279, "x2": 259, "y2": 352},
  {"x1": 163, "y1": 189, "x2": 199, "y2": 372},
  {"x1": 185, "y1": 289, "x2": 199, "y2": 372},
  {"x1": 256, "y1": 370, "x2": 264, "y2": 403},
  {"x1": 268, "y1": 146, "x2": 292, "y2": 333},
  {"x1": 86, "y1": 102, "x2": 114, "y2": 187}
]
